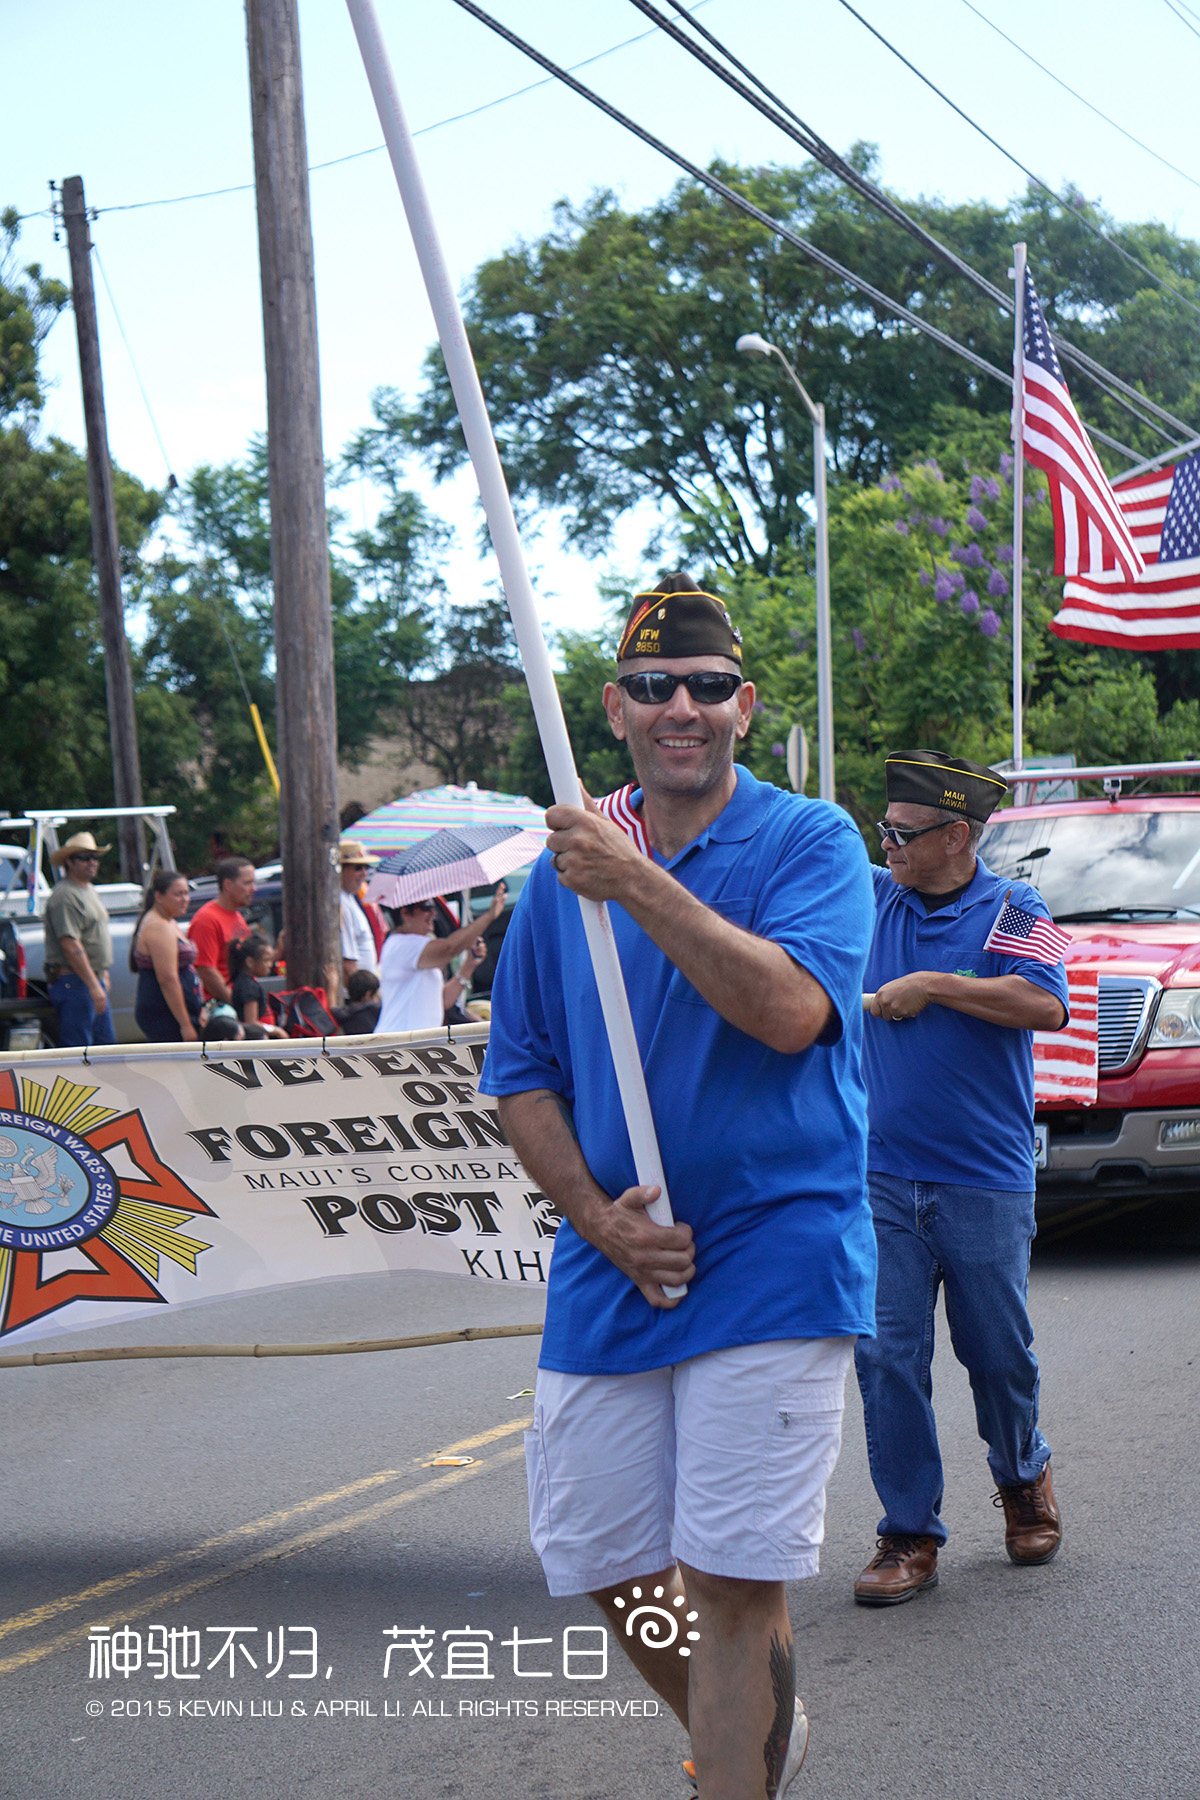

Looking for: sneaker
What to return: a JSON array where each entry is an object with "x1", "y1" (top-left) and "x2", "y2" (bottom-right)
[
  {"x1": 994, "y1": 1462, "x2": 1061, "y2": 1565},
  {"x1": 682, "y1": 1696, "x2": 808, "y2": 1797},
  {"x1": 853, "y1": 1534, "x2": 939, "y2": 1605}
]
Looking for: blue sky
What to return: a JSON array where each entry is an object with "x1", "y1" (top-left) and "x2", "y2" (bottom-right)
[{"x1": 8, "y1": 0, "x2": 1200, "y2": 634}]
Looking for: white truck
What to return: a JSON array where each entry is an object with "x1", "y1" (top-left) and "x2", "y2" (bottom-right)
[{"x1": 0, "y1": 806, "x2": 178, "y2": 1046}]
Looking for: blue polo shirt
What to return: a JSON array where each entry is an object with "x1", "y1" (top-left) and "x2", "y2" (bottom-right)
[
  {"x1": 480, "y1": 765, "x2": 877, "y2": 1375},
  {"x1": 864, "y1": 857, "x2": 1069, "y2": 1190}
]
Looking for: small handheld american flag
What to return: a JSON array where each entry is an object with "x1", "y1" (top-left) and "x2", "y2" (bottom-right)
[{"x1": 983, "y1": 891, "x2": 1071, "y2": 966}]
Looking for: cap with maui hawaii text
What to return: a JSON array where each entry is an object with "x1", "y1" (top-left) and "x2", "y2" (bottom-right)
[{"x1": 884, "y1": 749, "x2": 1008, "y2": 822}]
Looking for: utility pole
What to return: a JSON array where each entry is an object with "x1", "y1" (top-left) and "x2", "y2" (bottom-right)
[
  {"x1": 60, "y1": 177, "x2": 145, "y2": 885},
  {"x1": 245, "y1": 0, "x2": 341, "y2": 993}
]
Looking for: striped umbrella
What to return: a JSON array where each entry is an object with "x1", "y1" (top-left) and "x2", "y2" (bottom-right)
[
  {"x1": 352, "y1": 783, "x2": 548, "y2": 856},
  {"x1": 364, "y1": 824, "x2": 547, "y2": 909}
]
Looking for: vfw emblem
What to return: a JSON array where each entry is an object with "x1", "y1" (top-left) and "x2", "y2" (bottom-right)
[{"x1": 0, "y1": 1071, "x2": 214, "y2": 1339}]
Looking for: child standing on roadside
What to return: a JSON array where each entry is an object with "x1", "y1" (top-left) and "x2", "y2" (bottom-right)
[{"x1": 228, "y1": 935, "x2": 286, "y2": 1038}]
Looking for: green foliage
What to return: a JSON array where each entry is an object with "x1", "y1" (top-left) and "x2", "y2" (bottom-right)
[
  {"x1": 0, "y1": 209, "x2": 69, "y2": 420},
  {"x1": 734, "y1": 423, "x2": 1200, "y2": 835},
  {"x1": 0, "y1": 418, "x2": 161, "y2": 815},
  {"x1": 502, "y1": 626, "x2": 629, "y2": 806},
  {"x1": 394, "y1": 161, "x2": 1200, "y2": 575},
  {"x1": 134, "y1": 555, "x2": 279, "y2": 869},
  {"x1": 395, "y1": 593, "x2": 528, "y2": 789},
  {"x1": 175, "y1": 438, "x2": 443, "y2": 770},
  {"x1": 508, "y1": 422, "x2": 1200, "y2": 833}
]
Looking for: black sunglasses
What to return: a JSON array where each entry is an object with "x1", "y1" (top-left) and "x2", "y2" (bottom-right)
[
  {"x1": 617, "y1": 672, "x2": 743, "y2": 706},
  {"x1": 875, "y1": 818, "x2": 957, "y2": 848},
  {"x1": 70, "y1": 852, "x2": 102, "y2": 863}
]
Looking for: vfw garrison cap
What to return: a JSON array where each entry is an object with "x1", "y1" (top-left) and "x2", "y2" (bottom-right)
[
  {"x1": 616, "y1": 580, "x2": 743, "y2": 664},
  {"x1": 884, "y1": 749, "x2": 1008, "y2": 822}
]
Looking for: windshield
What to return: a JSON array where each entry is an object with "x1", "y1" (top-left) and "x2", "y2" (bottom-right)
[{"x1": 977, "y1": 809, "x2": 1200, "y2": 919}]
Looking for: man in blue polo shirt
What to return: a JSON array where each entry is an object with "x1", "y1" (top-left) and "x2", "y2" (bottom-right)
[
  {"x1": 481, "y1": 572, "x2": 875, "y2": 1798},
  {"x1": 853, "y1": 749, "x2": 1069, "y2": 1606}
]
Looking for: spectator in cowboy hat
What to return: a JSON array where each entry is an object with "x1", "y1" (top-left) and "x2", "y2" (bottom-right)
[
  {"x1": 43, "y1": 832, "x2": 115, "y2": 1048},
  {"x1": 337, "y1": 840, "x2": 382, "y2": 988}
]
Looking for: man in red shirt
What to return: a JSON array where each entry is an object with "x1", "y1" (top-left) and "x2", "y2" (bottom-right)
[{"x1": 188, "y1": 857, "x2": 256, "y2": 1004}]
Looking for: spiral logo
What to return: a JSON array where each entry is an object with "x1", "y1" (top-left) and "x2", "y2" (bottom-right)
[{"x1": 612, "y1": 1585, "x2": 701, "y2": 1657}]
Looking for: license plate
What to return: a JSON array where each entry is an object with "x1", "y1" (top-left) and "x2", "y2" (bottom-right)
[{"x1": 1033, "y1": 1124, "x2": 1048, "y2": 1170}]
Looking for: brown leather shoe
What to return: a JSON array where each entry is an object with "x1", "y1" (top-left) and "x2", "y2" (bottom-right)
[
  {"x1": 853, "y1": 1534, "x2": 939, "y2": 1605},
  {"x1": 994, "y1": 1462, "x2": 1062, "y2": 1565}
]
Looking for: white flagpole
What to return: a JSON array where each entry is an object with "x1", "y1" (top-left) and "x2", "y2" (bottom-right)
[
  {"x1": 343, "y1": 0, "x2": 684, "y2": 1287},
  {"x1": 1010, "y1": 242, "x2": 1027, "y2": 773}
]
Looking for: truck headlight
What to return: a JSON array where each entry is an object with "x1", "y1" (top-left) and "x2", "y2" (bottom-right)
[{"x1": 1148, "y1": 991, "x2": 1200, "y2": 1048}]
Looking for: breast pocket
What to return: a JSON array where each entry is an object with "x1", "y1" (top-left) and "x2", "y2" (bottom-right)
[
  {"x1": 939, "y1": 955, "x2": 989, "y2": 981},
  {"x1": 666, "y1": 897, "x2": 757, "y2": 1006}
]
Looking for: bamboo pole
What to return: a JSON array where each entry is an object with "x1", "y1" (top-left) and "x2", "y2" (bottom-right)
[{"x1": 0, "y1": 1321, "x2": 543, "y2": 1370}]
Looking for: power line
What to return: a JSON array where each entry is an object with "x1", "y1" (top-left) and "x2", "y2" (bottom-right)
[
  {"x1": 445, "y1": 0, "x2": 1143, "y2": 464},
  {"x1": 833, "y1": 0, "x2": 1200, "y2": 325},
  {"x1": 91, "y1": 245, "x2": 177, "y2": 486},
  {"x1": 1162, "y1": 0, "x2": 1200, "y2": 40},
  {"x1": 959, "y1": 0, "x2": 1200, "y2": 193},
  {"x1": 73, "y1": 6, "x2": 712, "y2": 218},
  {"x1": 629, "y1": 0, "x2": 1189, "y2": 444}
]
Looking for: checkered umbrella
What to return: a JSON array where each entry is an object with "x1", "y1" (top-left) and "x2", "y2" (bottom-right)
[
  {"x1": 352, "y1": 783, "x2": 547, "y2": 856},
  {"x1": 364, "y1": 824, "x2": 547, "y2": 909}
]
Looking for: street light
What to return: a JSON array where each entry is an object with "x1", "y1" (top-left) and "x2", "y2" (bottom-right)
[{"x1": 736, "y1": 332, "x2": 834, "y2": 804}]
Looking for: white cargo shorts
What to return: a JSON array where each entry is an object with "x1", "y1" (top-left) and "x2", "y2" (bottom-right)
[{"x1": 524, "y1": 1336, "x2": 855, "y2": 1597}]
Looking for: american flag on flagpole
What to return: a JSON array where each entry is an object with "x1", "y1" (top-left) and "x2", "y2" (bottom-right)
[
  {"x1": 1021, "y1": 269, "x2": 1145, "y2": 586},
  {"x1": 1034, "y1": 968, "x2": 1098, "y2": 1105},
  {"x1": 1051, "y1": 454, "x2": 1200, "y2": 649},
  {"x1": 983, "y1": 894, "x2": 1072, "y2": 966}
]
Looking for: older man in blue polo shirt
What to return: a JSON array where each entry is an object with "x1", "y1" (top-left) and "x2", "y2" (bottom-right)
[
  {"x1": 854, "y1": 749, "x2": 1069, "y2": 1606},
  {"x1": 481, "y1": 572, "x2": 876, "y2": 1799}
]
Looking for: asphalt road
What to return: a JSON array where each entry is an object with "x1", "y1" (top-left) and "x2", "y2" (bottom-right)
[{"x1": 3, "y1": 1194, "x2": 1199, "y2": 1800}]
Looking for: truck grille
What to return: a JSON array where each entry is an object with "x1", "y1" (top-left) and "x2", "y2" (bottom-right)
[{"x1": 1097, "y1": 977, "x2": 1160, "y2": 1073}]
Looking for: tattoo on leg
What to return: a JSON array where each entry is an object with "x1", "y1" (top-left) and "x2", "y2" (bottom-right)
[{"x1": 763, "y1": 1630, "x2": 795, "y2": 1798}]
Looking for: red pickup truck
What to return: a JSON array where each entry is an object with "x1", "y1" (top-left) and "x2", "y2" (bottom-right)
[{"x1": 977, "y1": 763, "x2": 1200, "y2": 1202}]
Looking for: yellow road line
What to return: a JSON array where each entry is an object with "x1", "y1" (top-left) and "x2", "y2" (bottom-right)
[
  {"x1": 0, "y1": 1415, "x2": 530, "y2": 1647},
  {"x1": 418, "y1": 1416, "x2": 531, "y2": 1462},
  {"x1": 0, "y1": 1444, "x2": 527, "y2": 1678}
]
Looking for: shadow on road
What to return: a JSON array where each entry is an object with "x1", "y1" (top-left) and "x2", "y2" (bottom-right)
[{"x1": 1034, "y1": 1190, "x2": 1200, "y2": 1261}]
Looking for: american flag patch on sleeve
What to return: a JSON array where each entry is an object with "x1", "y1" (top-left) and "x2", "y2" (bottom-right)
[{"x1": 983, "y1": 899, "x2": 1072, "y2": 966}]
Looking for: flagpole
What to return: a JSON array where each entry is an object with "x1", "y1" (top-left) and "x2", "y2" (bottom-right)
[
  {"x1": 1010, "y1": 242, "x2": 1027, "y2": 773},
  {"x1": 343, "y1": 0, "x2": 684, "y2": 1285}
]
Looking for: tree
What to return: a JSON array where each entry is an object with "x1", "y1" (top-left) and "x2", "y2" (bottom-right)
[
  {"x1": 389, "y1": 593, "x2": 527, "y2": 789},
  {"x1": 734, "y1": 416, "x2": 1200, "y2": 832},
  {"x1": 392, "y1": 159, "x2": 1200, "y2": 576},
  {"x1": 0, "y1": 214, "x2": 163, "y2": 818},
  {"x1": 507, "y1": 420, "x2": 1200, "y2": 832},
  {"x1": 501, "y1": 624, "x2": 628, "y2": 806},
  {"x1": 174, "y1": 438, "x2": 442, "y2": 768}
]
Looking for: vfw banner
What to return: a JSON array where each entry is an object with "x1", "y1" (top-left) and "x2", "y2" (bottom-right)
[{"x1": 0, "y1": 1026, "x2": 557, "y2": 1347}]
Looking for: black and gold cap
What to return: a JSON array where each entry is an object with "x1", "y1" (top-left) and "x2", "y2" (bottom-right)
[
  {"x1": 616, "y1": 582, "x2": 743, "y2": 665},
  {"x1": 884, "y1": 749, "x2": 1008, "y2": 822}
]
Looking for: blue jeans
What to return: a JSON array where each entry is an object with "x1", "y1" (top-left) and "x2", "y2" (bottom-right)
[
  {"x1": 49, "y1": 972, "x2": 116, "y2": 1048},
  {"x1": 854, "y1": 1172, "x2": 1049, "y2": 1545}
]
